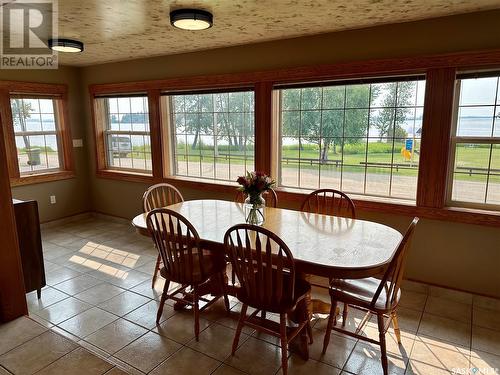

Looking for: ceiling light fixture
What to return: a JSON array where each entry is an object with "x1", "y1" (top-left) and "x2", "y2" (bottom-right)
[
  {"x1": 48, "y1": 38, "x2": 84, "y2": 53},
  {"x1": 170, "y1": 9, "x2": 213, "y2": 30}
]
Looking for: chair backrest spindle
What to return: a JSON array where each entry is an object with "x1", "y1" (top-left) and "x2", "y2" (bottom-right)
[
  {"x1": 143, "y1": 183, "x2": 184, "y2": 212},
  {"x1": 301, "y1": 189, "x2": 355, "y2": 218},
  {"x1": 224, "y1": 224, "x2": 295, "y2": 309}
]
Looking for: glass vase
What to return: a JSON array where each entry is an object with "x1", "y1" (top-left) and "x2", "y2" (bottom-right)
[{"x1": 244, "y1": 193, "x2": 266, "y2": 225}]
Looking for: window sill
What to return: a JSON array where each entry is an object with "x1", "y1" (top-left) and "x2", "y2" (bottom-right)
[
  {"x1": 11, "y1": 170, "x2": 75, "y2": 186},
  {"x1": 94, "y1": 171, "x2": 500, "y2": 227},
  {"x1": 96, "y1": 169, "x2": 155, "y2": 184}
]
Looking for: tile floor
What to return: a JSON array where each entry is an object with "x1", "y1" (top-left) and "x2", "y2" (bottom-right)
[{"x1": 1, "y1": 215, "x2": 499, "y2": 374}]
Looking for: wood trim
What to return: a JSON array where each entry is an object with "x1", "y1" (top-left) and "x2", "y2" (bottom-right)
[
  {"x1": 11, "y1": 170, "x2": 75, "y2": 186},
  {"x1": 0, "y1": 81, "x2": 66, "y2": 95},
  {"x1": 0, "y1": 101, "x2": 27, "y2": 322},
  {"x1": 96, "y1": 169, "x2": 155, "y2": 184},
  {"x1": 416, "y1": 68, "x2": 457, "y2": 208},
  {"x1": 91, "y1": 96, "x2": 107, "y2": 172},
  {"x1": 89, "y1": 49, "x2": 500, "y2": 95},
  {"x1": 254, "y1": 82, "x2": 273, "y2": 174},
  {"x1": 55, "y1": 95, "x2": 74, "y2": 172},
  {"x1": 0, "y1": 89, "x2": 20, "y2": 178},
  {"x1": 147, "y1": 89, "x2": 163, "y2": 179}
]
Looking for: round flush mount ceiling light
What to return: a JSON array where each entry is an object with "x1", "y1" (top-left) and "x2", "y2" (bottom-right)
[
  {"x1": 170, "y1": 9, "x2": 213, "y2": 30},
  {"x1": 48, "y1": 38, "x2": 84, "y2": 53}
]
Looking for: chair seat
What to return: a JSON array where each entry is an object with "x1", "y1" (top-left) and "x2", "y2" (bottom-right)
[
  {"x1": 237, "y1": 272, "x2": 311, "y2": 314},
  {"x1": 160, "y1": 249, "x2": 225, "y2": 284},
  {"x1": 329, "y1": 277, "x2": 401, "y2": 312}
]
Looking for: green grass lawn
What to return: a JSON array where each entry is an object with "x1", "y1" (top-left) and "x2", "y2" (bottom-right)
[{"x1": 171, "y1": 142, "x2": 499, "y2": 183}]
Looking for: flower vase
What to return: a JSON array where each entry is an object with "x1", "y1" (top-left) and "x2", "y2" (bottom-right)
[{"x1": 244, "y1": 194, "x2": 266, "y2": 225}]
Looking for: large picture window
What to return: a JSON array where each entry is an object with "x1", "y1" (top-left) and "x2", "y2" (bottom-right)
[
  {"x1": 448, "y1": 74, "x2": 500, "y2": 207},
  {"x1": 276, "y1": 77, "x2": 426, "y2": 201},
  {"x1": 10, "y1": 96, "x2": 63, "y2": 175},
  {"x1": 166, "y1": 90, "x2": 255, "y2": 182},
  {"x1": 97, "y1": 95, "x2": 152, "y2": 173}
]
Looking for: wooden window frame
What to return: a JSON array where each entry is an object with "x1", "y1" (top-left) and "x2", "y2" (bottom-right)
[
  {"x1": 89, "y1": 49, "x2": 500, "y2": 227},
  {"x1": 0, "y1": 81, "x2": 74, "y2": 186}
]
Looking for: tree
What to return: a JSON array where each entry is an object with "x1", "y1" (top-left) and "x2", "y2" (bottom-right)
[
  {"x1": 283, "y1": 85, "x2": 378, "y2": 162},
  {"x1": 11, "y1": 99, "x2": 32, "y2": 150},
  {"x1": 374, "y1": 81, "x2": 413, "y2": 140}
]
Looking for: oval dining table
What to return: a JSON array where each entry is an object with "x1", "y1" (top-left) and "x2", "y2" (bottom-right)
[{"x1": 132, "y1": 198, "x2": 402, "y2": 309}]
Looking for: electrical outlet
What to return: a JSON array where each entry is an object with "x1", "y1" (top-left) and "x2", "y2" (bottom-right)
[
  {"x1": 73, "y1": 139, "x2": 83, "y2": 147},
  {"x1": 50, "y1": 195, "x2": 56, "y2": 204}
]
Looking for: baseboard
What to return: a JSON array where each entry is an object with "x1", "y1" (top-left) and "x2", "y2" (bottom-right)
[{"x1": 40, "y1": 212, "x2": 92, "y2": 229}]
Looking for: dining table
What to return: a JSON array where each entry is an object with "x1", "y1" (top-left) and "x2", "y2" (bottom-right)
[{"x1": 132, "y1": 198, "x2": 403, "y2": 316}]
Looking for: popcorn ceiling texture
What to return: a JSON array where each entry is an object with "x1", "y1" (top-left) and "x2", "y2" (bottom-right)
[{"x1": 55, "y1": 0, "x2": 500, "y2": 66}]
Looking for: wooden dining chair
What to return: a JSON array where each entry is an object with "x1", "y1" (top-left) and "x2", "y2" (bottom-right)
[
  {"x1": 300, "y1": 188, "x2": 355, "y2": 218},
  {"x1": 224, "y1": 224, "x2": 311, "y2": 375},
  {"x1": 143, "y1": 183, "x2": 184, "y2": 288},
  {"x1": 322, "y1": 217, "x2": 419, "y2": 375},
  {"x1": 146, "y1": 208, "x2": 230, "y2": 340},
  {"x1": 300, "y1": 188, "x2": 356, "y2": 324},
  {"x1": 234, "y1": 188, "x2": 278, "y2": 208}
]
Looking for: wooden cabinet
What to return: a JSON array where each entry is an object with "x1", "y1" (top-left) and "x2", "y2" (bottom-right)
[{"x1": 13, "y1": 199, "x2": 45, "y2": 298}]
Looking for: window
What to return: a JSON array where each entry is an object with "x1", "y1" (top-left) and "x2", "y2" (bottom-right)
[
  {"x1": 448, "y1": 74, "x2": 500, "y2": 208},
  {"x1": 10, "y1": 96, "x2": 63, "y2": 174},
  {"x1": 276, "y1": 77, "x2": 426, "y2": 201},
  {"x1": 97, "y1": 95, "x2": 152, "y2": 173},
  {"x1": 166, "y1": 90, "x2": 255, "y2": 182}
]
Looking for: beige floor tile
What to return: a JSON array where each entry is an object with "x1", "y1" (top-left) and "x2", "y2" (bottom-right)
[
  {"x1": 77, "y1": 340, "x2": 112, "y2": 359},
  {"x1": 187, "y1": 323, "x2": 250, "y2": 361},
  {"x1": 104, "y1": 269, "x2": 152, "y2": 290},
  {"x1": 405, "y1": 360, "x2": 463, "y2": 375},
  {"x1": 308, "y1": 328, "x2": 357, "y2": 369},
  {"x1": 472, "y1": 326, "x2": 500, "y2": 356},
  {"x1": 29, "y1": 313, "x2": 54, "y2": 329},
  {"x1": 424, "y1": 296, "x2": 472, "y2": 323},
  {"x1": 84, "y1": 319, "x2": 148, "y2": 355},
  {"x1": 107, "y1": 356, "x2": 145, "y2": 375},
  {"x1": 358, "y1": 322, "x2": 415, "y2": 359},
  {"x1": 46, "y1": 266, "x2": 82, "y2": 286},
  {"x1": 394, "y1": 307, "x2": 423, "y2": 334},
  {"x1": 74, "y1": 283, "x2": 126, "y2": 305},
  {"x1": 224, "y1": 336, "x2": 284, "y2": 375},
  {"x1": 153, "y1": 311, "x2": 211, "y2": 344},
  {"x1": 474, "y1": 306, "x2": 500, "y2": 332},
  {"x1": 130, "y1": 278, "x2": 165, "y2": 301},
  {"x1": 0, "y1": 317, "x2": 47, "y2": 355},
  {"x1": 98, "y1": 291, "x2": 150, "y2": 316},
  {"x1": 123, "y1": 300, "x2": 175, "y2": 329},
  {"x1": 50, "y1": 326, "x2": 81, "y2": 343},
  {"x1": 114, "y1": 331, "x2": 181, "y2": 373},
  {"x1": 470, "y1": 348, "x2": 500, "y2": 373},
  {"x1": 0, "y1": 365, "x2": 10, "y2": 374},
  {"x1": 277, "y1": 355, "x2": 341, "y2": 375},
  {"x1": 212, "y1": 364, "x2": 248, "y2": 375},
  {"x1": 104, "y1": 366, "x2": 130, "y2": 375},
  {"x1": 473, "y1": 296, "x2": 500, "y2": 312},
  {"x1": 43, "y1": 243, "x2": 76, "y2": 261},
  {"x1": 26, "y1": 287, "x2": 69, "y2": 313},
  {"x1": 150, "y1": 346, "x2": 221, "y2": 375},
  {"x1": 36, "y1": 347, "x2": 114, "y2": 375},
  {"x1": 400, "y1": 280, "x2": 429, "y2": 295},
  {"x1": 58, "y1": 307, "x2": 118, "y2": 338},
  {"x1": 409, "y1": 335, "x2": 469, "y2": 373},
  {"x1": 398, "y1": 291, "x2": 428, "y2": 312},
  {"x1": 428, "y1": 286, "x2": 473, "y2": 305},
  {"x1": 216, "y1": 303, "x2": 256, "y2": 335},
  {"x1": 342, "y1": 341, "x2": 407, "y2": 375},
  {"x1": 53, "y1": 274, "x2": 103, "y2": 295},
  {"x1": 37, "y1": 297, "x2": 92, "y2": 324},
  {"x1": 418, "y1": 313, "x2": 471, "y2": 347},
  {"x1": 0, "y1": 331, "x2": 76, "y2": 374}
]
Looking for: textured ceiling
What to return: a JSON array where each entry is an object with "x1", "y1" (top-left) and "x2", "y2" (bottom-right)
[{"x1": 43, "y1": 0, "x2": 500, "y2": 66}]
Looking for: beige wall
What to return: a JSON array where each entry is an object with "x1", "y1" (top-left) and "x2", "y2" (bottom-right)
[
  {"x1": 1, "y1": 67, "x2": 91, "y2": 222},
  {"x1": 4, "y1": 9, "x2": 500, "y2": 296}
]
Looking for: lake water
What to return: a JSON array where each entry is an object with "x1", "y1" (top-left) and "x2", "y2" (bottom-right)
[{"x1": 15, "y1": 116, "x2": 498, "y2": 151}]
